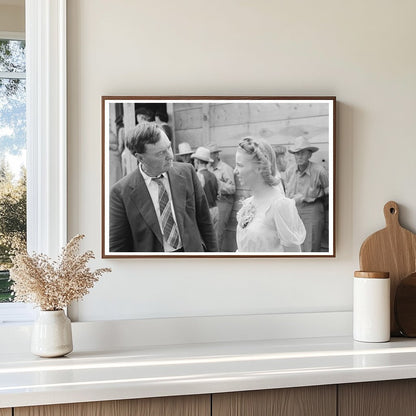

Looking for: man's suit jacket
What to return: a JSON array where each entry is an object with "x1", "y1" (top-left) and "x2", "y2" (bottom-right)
[{"x1": 109, "y1": 162, "x2": 218, "y2": 252}]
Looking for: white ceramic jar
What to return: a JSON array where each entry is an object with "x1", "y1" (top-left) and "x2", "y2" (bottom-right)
[{"x1": 353, "y1": 271, "x2": 390, "y2": 343}]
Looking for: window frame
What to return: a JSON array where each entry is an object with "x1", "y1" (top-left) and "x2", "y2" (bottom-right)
[
  {"x1": 0, "y1": 31, "x2": 27, "y2": 319},
  {"x1": 0, "y1": 31, "x2": 26, "y2": 78},
  {"x1": 26, "y1": 0, "x2": 67, "y2": 257},
  {"x1": 0, "y1": 31, "x2": 24, "y2": 41},
  {"x1": 0, "y1": 0, "x2": 67, "y2": 323}
]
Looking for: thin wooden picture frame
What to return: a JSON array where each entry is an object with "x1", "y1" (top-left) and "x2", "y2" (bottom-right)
[{"x1": 102, "y1": 96, "x2": 336, "y2": 258}]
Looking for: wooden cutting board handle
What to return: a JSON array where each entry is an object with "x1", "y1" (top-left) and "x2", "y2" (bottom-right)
[{"x1": 384, "y1": 201, "x2": 400, "y2": 228}]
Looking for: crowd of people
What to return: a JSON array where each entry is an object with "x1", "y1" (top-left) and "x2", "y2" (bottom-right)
[{"x1": 109, "y1": 111, "x2": 329, "y2": 254}]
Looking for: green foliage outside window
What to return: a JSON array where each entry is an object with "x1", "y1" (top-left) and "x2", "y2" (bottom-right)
[
  {"x1": 0, "y1": 38, "x2": 27, "y2": 302},
  {"x1": 0, "y1": 162, "x2": 26, "y2": 302}
]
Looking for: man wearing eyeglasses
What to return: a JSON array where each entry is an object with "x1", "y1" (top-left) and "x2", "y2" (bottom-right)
[{"x1": 109, "y1": 122, "x2": 218, "y2": 253}]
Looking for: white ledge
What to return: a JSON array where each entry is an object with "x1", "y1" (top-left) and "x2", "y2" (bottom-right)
[
  {"x1": 2, "y1": 335, "x2": 416, "y2": 408},
  {"x1": 0, "y1": 311, "x2": 352, "y2": 351}
]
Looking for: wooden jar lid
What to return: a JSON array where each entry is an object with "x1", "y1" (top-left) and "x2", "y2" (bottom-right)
[{"x1": 354, "y1": 271, "x2": 390, "y2": 279}]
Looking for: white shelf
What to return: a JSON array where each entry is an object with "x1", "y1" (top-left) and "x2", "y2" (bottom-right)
[{"x1": 2, "y1": 335, "x2": 416, "y2": 408}]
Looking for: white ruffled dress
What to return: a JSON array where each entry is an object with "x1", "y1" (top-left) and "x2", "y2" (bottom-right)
[{"x1": 236, "y1": 193, "x2": 306, "y2": 252}]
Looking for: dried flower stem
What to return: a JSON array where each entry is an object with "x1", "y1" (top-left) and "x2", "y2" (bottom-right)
[{"x1": 10, "y1": 234, "x2": 111, "y2": 310}]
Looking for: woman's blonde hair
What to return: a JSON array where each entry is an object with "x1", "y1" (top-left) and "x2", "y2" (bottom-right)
[{"x1": 238, "y1": 137, "x2": 280, "y2": 186}]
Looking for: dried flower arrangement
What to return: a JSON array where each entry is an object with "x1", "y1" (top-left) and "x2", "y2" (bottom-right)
[{"x1": 10, "y1": 234, "x2": 111, "y2": 311}]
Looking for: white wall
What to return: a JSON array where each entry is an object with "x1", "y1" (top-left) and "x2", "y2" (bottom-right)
[{"x1": 67, "y1": 0, "x2": 416, "y2": 322}]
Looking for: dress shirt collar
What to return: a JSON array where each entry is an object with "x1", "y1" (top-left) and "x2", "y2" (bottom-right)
[
  {"x1": 296, "y1": 161, "x2": 311, "y2": 176},
  {"x1": 139, "y1": 163, "x2": 168, "y2": 185},
  {"x1": 212, "y1": 160, "x2": 222, "y2": 171}
]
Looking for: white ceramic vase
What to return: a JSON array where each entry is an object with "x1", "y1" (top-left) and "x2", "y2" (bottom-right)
[{"x1": 31, "y1": 310, "x2": 73, "y2": 357}]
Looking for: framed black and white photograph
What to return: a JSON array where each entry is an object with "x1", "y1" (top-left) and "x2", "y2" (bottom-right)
[{"x1": 102, "y1": 96, "x2": 336, "y2": 258}]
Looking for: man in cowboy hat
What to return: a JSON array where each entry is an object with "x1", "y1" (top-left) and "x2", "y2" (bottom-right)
[
  {"x1": 191, "y1": 147, "x2": 219, "y2": 233},
  {"x1": 175, "y1": 142, "x2": 193, "y2": 164},
  {"x1": 209, "y1": 143, "x2": 236, "y2": 250},
  {"x1": 285, "y1": 136, "x2": 329, "y2": 252},
  {"x1": 110, "y1": 123, "x2": 218, "y2": 253}
]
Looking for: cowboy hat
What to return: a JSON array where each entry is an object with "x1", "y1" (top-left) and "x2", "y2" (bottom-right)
[
  {"x1": 176, "y1": 142, "x2": 193, "y2": 156},
  {"x1": 288, "y1": 136, "x2": 319, "y2": 154},
  {"x1": 191, "y1": 147, "x2": 213, "y2": 163},
  {"x1": 208, "y1": 143, "x2": 222, "y2": 153}
]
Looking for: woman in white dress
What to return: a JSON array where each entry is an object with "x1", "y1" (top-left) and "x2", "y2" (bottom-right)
[{"x1": 234, "y1": 137, "x2": 306, "y2": 252}]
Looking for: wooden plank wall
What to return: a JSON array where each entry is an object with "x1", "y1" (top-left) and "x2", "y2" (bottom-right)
[
  {"x1": 174, "y1": 102, "x2": 330, "y2": 170},
  {"x1": 174, "y1": 102, "x2": 330, "y2": 252}
]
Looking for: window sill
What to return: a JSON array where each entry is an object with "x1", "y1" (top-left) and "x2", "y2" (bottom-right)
[{"x1": 0, "y1": 303, "x2": 35, "y2": 325}]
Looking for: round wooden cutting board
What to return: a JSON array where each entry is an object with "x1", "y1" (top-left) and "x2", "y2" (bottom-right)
[
  {"x1": 359, "y1": 201, "x2": 416, "y2": 336},
  {"x1": 395, "y1": 272, "x2": 416, "y2": 337}
]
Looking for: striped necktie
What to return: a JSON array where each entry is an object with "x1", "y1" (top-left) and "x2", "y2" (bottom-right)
[{"x1": 152, "y1": 177, "x2": 181, "y2": 250}]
